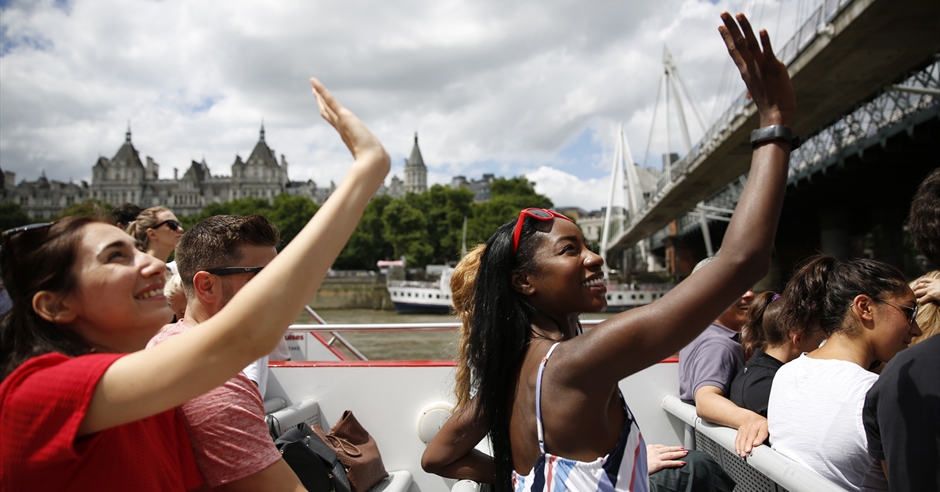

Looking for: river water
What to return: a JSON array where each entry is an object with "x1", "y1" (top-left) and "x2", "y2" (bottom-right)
[{"x1": 292, "y1": 309, "x2": 616, "y2": 360}]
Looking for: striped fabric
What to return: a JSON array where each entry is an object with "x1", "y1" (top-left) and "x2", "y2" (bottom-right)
[{"x1": 512, "y1": 343, "x2": 649, "y2": 492}]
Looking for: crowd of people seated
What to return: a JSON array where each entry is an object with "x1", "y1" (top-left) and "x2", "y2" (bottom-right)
[
  {"x1": 0, "y1": 11, "x2": 937, "y2": 492},
  {"x1": 678, "y1": 167, "x2": 940, "y2": 492}
]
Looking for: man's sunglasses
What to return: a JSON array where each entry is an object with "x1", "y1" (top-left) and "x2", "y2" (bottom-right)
[
  {"x1": 204, "y1": 266, "x2": 264, "y2": 276},
  {"x1": 879, "y1": 299, "x2": 919, "y2": 327},
  {"x1": 154, "y1": 220, "x2": 183, "y2": 232},
  {"x1": 512, "y1": 208, "x2": 573, "y2": 254}
]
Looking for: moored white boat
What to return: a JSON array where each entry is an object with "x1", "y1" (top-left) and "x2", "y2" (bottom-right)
[
  {"x1": 387, "y1": 277, "x2": 672, "y2": 314},
  {"x1": 386, "y1": 269, "x2": 455, "y2": 314}
]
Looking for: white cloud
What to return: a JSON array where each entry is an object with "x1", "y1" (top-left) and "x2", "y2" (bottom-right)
[{"x1": 1, "y1": 0, "x2": 804, "y2": 211}]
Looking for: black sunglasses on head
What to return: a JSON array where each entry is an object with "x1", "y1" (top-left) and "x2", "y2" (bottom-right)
[
  {"x1": 204, "y1": 266, "x2": 264, "y2": 276},
  {"x1": 154, "y1": 220, "x2": 183, "y2": 231}
]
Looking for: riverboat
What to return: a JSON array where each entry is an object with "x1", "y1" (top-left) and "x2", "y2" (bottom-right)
[
  {"x1": 264, "y1": 320, "x2": 844, "y2": 492},
  {"x1": 386, "y1": 271, "x2": 671, "y2": 314}
]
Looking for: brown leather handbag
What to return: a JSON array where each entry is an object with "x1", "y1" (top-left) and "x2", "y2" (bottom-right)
[{"x1": 314, "y1": 411, "x2": 388, "y2": 492}]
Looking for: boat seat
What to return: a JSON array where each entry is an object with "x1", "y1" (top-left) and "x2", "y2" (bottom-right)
[
  {"x1": 367, "y1": 470, "x2": 413, "y2": 492},
  {"x1": 265, "y1": 398, "x2": 322, "y2": 437},
  {"x1": 265, "y1": 400, "x2": 414, "y2": 492},
  {"x1": 661, "y1": 395, "x2": 846, "y2": 492}
]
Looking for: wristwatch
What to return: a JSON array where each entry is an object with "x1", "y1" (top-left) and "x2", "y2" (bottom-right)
[{"x1": 750, "y1": 125, "x2": 801, "y2": 150}]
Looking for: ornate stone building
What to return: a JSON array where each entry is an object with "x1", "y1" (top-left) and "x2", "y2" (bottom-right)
[
  {"x1": 2, "y1": 126, "x2": 330, "y2": 219},
  {"x1": 403, "y1": 133, "x2": 427, "y2": 194},
  {"x1": 384, "y1": 133, "x2": 428, "y2": 199}
]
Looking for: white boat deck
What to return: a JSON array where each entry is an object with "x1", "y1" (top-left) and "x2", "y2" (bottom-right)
[{"x1": 266, "y1": 321, "x2": 839, "y2": 492}]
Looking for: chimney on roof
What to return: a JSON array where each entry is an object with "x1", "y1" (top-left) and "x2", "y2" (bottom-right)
[{"x1": 174, "y1": 168, "x2": 178, "y2": 180}]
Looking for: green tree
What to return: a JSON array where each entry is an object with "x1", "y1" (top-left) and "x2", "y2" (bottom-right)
[
  {"x1": 0, "y1": 202, "x2": 32, "y2": 231},
  {"x1": 52, "y1": 199, "x2": 113, "y2": 220},
  {"x1": 466, "y1": 177, "x2": 552, "y2": 246},
  {"x1": 382, "y1": 199, "x2": 433, "y2": 267},
  {"x1": 268, "y1": 194, "x2": 319, "y2": 249},
  {"x1": 413, "y1": 185, "x2": 474, "y2": 264},
  {"x1": 180, "y1": 194, "x2": 318, "y2": 250},
  {"x1": 335, "y1": 194, "x2": 395, "y2": 270}
]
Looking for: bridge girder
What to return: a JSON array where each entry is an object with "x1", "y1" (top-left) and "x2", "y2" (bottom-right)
[{"x1": 610, "y1": 0, "x2": 940, "y2": 252}]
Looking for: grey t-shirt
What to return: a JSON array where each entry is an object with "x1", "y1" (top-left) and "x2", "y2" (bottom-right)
[{"x1": 678, "y1": 322, "x2": 745, "y2": 403}]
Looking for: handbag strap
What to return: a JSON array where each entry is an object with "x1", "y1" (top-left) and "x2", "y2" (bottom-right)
[{"x1": 323, "y1": 434, "x2": 362, "y2": 458}]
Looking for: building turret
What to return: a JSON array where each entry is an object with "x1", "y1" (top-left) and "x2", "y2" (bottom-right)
[{"x1": 404, "y1": 133, "x2": 427, "y2": 194}]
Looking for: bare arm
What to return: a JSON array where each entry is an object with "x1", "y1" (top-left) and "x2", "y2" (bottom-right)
[
  {"x1": 223, "y1": 459, "x2": 307, "y2": 492},
  {"x1": 422, "y1": 400, "x2": 495, "y2": 483},
  {"x1": 695, "y1": 386, "x2": 768, "y2": 457},
  {"x1": 79, "y1": 79, "x2": 390, "y2": 436},
  {"x1": 560, "y1": 12, "x2": 795, "y2": 386}
]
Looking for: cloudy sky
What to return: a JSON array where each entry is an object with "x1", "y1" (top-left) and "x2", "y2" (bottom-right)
[{"x1": 1, "y1": 0, "x2": 807, "y2": 210}]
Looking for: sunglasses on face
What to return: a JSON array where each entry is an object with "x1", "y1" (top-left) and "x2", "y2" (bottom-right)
[
  {"x1": 154, "y1": 220, "x2": 183, "y2": 232},
  {"x1": 512, "y1": 208, "x2": 574, "y2": 254},
  {"x1": 204, "y1": 266, "x2": 264, "y2": 276},
  {"x1": 879, "y1": 299, "x2": 919, "y2": 327}
]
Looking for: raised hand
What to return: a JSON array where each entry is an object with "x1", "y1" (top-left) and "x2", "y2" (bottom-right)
[
  {"x1": 719, "y1": 12, "x2": 796, "y2": 128},
  {"x1": 914, "y1": 277, "x2": 940, "y2": 305},
  {"x1": 310, "y1": 77, "x2": 389, "y2": 167}
]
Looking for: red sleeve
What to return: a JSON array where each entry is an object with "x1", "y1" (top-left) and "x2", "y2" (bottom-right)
[{"x1": 0, "y1": 353, "x2": 123, "y2": 465}]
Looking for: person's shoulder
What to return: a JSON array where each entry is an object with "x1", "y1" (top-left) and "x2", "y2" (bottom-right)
[
  {"x1": 147, "y1": 320, "x2": 191, "y2": 348},
  {"x1": 4, "y1": 352, "x2": 122, "y2": 384}
]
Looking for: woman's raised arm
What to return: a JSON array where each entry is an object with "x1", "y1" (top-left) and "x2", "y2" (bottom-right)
[
  {"x1": 567, "y1": 12, "x2": 795, "y2": 385},
  {"x1": 79, "y1": 78, "x2": 390, "y2": 435}
]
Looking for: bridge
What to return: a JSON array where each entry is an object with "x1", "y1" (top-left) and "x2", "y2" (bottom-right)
[{"x1": 606, "y1": 0, "x2": 939, "y2": 275}]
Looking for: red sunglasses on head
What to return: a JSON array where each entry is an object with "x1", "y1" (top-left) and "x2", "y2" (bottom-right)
[{"x1": 512, "y1": 208, "x2": 573, "y2": 254}]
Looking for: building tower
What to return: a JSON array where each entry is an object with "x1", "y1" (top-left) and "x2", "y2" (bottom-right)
[{"x1": 404, "y1": 133, "x2": 427, "y2": 194}]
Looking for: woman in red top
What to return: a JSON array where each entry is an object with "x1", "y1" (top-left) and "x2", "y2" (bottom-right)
[{"x1": 0, "y1": 78, "x2": 390, "y2": 491}]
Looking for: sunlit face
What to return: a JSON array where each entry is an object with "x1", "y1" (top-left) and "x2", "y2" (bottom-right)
[
  {"x1": 872, "y1": 289, "x2": 922, "y2": 363},
  {"x1": 218, "y1": 244, "x2": 278, "y2": 307},
  {"x1": 66, "y1": 223, "x2": 172, "y2": 352},
  {"x1": 716, "y1": 290, "x2": 755, "y2": 332},
  {"x1": 148, "y1": 210, "x2": 183, "y2": 250},
  {"x1": 523, "y1": 219, "x2": 607, "y2": 316}
]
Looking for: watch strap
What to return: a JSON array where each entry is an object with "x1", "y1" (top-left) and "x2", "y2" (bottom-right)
[{"x1": 751, "y1": 125, "x2": 800, "y2": 150}]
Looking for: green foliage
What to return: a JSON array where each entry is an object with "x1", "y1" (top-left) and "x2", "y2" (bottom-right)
[
  {"x1": 335, "y1": 195, "x2": 394, "y2": 270},
  {"x1": 171, "y1": 176, "x2": 552, "y2": 271},
  {"x1": 267, "y1": 194, "x2": 319, "y2": 248},
  {"x1": 382, "y1": 198, "x2": 434, "y2": 266},
  {"x1": 180, "y1": 194, "x2": 318, "y2": 250},
  {"x1": 465, "y1": 177, "x2": 553, "y2": 246},
  {"x1": 53, "y1": 199, "x2": 113, "y2": 220},
  {"x1": 0, "y1": 202, "x2": 32, "y2": 231}
]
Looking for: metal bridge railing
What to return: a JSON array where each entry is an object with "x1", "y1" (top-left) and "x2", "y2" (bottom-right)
[
  {"x1": 645, "y1": 0, "x2": 853, "y2": 222},
  {"x1": 668, "y1": 58, "x2": 939, "y2": 239},
  {"x1": 789, "y1": 59, "x2": 939, "y2": 180}
]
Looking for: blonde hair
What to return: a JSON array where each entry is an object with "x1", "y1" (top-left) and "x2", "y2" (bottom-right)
[
  {"x1": 910, "y1": 270, "x2": 940, "y2": 346},
  {"x1": 452, "y1": 244, "x2": 486, "y2": 411},
  {"x1": 124, "y1": 206, "x2": 170, "y2": 253},
  {"x1": 165, "y1": 272, "x2": 186, "y2": 319}
]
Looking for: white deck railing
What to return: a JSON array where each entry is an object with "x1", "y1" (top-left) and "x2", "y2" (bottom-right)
[{"x1": 661, "y1": 395, "x2": 846, "y2": 492}]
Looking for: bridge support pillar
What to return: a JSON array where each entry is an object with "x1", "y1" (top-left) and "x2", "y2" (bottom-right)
[
  {"x1": 819, "y1": 208, "x2": 850, "y2": 260},
  {"x1": 871, "y1": 206, "x2": 906, "y2": 268}
]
